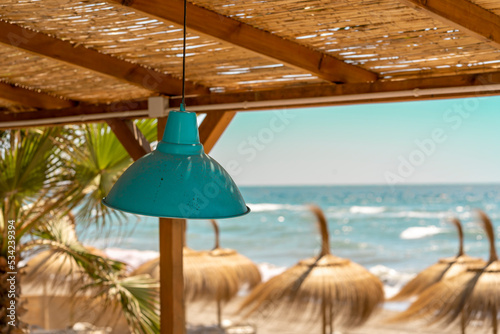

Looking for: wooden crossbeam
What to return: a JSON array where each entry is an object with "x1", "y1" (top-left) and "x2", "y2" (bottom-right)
[
  {"x1": 399, "y1": 0, "x2": 500, "y2": 48},
  {"x1": 0, "y1": 81, "x2": 74, "y2": 109},
  {"x1": 2, "y1": 71, "x2": 500, "y2": 128},
  {"x1": 106, "y1": 118, "x2": 151, "y2": 161},
  {"x1": 199, "y1": 111, "x2": 236, "y2": 153},
  {"x1": 0, "y1": 99, "x2": 148, "y2": 125},
  {"x1": 0, "y1": 20, "x2": 208, "y2": 96},
  {"x1": 114, "y1": 0, "x2": 377, "y2": 84}
]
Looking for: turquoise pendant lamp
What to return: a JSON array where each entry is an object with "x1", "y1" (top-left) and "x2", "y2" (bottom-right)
[
  {"x1": 103, "y1": 0, "x2": 249, "y2": 219},
  {"x1": 103, "y1": 109, "x2": 250, "y2": 219}
]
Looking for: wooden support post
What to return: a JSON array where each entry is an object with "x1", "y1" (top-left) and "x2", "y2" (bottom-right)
[
  {"x1": 156, "y1": 112, "x2": 233, "y2": 334},
  {"x1": 199, "y1": 111, "x2": 236, "y2": 154},
  {"x1": 159, "y1": 218, "x2": 185, "y2": 334},
  {"x1": 107, "y1": 118, "x2": 151, "y2": 161},
  {"x1": 158, "y1": 115, "x2": 185, "y2": 334}
]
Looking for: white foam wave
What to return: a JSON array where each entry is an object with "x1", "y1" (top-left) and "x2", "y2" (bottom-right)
[
  {"x1": 400, "y1": 226, "x2": 443, "y2": 240},
  {"x1": 369, "y1": 265, "x2": 415, "y2": 300},
  {"x1": 398, "y1": 211, "x2": 449, "y2": 219},
  {"x1": 258, "y1": 262, "x2": 287, "y2": 282},
  {"x1": 248, "y1": 203, "x2": 306, "y2": 213},
  {"x1": 104, "y1": 248, "x2": 159, "y2": 270},
  {"x1": 349, "y1": 206, "x2": 386, "y2": 214}
]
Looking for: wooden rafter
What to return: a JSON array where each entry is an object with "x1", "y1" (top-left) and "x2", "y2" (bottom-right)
[
  {"x1": 399, "y1": 0, "x2": 500, "y2": 48},
  {"x1": 0, "y1": 20, "x2": 208, "y2": 96},
  {"x1": 199, "y1": 111, "x2": 236, "y2": 153},
  {"x1": 0, "y1": 81, "x2": 74, "y2": 109},
  {"x1": 113, "y1": 0, "x2": 378, "y2": 84},
  {"x1": 2, "y1": 71, "x2": 500, "y2": 128},
  {"x1": 106, "y1": 118, "x2": 151, "y2": 161}
]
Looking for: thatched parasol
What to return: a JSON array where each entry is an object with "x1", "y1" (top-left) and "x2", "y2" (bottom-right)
[
  {"x1": 23, "y1": 246, "x2": 108, "y2": 328},
  {"x1": 239, "y1": 205, "x2": 384, "y2": 334},
  {"x1": 132, "y1": 246, "x2": 211, "y2": 301},
  {"x1": 133, "y1": 220, "x2": 261, "y2": 326},
  {"x1": 390, "y1": 218, "x2": 485, "y2": 301},
  {"x1": 24, "y1": 245, "x2": 107, "y2": 288},
  {"x1": 207, "y1": 219, "x2": 261, "y2": 326},
  {"x1": 389, "y1": 210, "x2": 499, "y2": 334}
]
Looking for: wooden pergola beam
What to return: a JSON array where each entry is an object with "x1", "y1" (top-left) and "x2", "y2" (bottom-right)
[
  {"x1": 2, "y1": 71, "x2": 500, "y2": 128},
  {"x1": 399, "y1": 0, "x2": 500, "y2": 48},
  {"x1": 199, "y1": 111, "x2": 236, "y2": 153},
  {"x1": 114, "y1": 0, "x2": 378, "y2": 84},
  {"x1": 0, "y1": 81, "x2": 74, "y2": 109},
  {"x1": 0, "y1": 21, "x2": 208, "y2": 96},
  {"x1": 106, "y1": 118, "x2": 151, "y2": 161},
  {"x1": 0, "y1": 99, "x2": 148, "y2": 125}
]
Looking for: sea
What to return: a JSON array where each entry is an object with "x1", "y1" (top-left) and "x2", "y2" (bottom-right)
[{"x1": 82, "y1": 183, "x2": 500, "y2": 306}]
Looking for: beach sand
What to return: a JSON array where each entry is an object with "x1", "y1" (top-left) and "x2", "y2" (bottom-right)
[
  {"x1": 21, "y1": 283, "x2": 129, "y2": 333},
  {"x1": 23, "y1": 290, "x2": 485, "y2": 333},
  {"x1": 186, "y1": 297, "x2": 454, "y2": 334}
]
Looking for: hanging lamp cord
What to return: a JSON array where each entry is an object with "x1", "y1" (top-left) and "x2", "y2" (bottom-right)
[{"x1": 181, "y1": 0, "x2": 187, "y2": 112}]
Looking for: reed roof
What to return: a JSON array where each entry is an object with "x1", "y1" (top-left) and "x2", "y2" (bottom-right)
[{"x1": 1, "y1": 0, "x2": 500, "y2": 127}]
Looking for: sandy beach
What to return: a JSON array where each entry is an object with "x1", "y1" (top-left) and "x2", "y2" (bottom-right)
[
  {"x1": 23, "y1": 290, "x2": 492, "y2": 333},
  {"x1": 186, "y1": 297, "x2": 455, "y2": 334}
]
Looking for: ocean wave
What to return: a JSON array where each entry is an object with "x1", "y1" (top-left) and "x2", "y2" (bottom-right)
[
  {"x1": 349, "y1": 206, "x2": 386, "y2": 214},
  {"x1": 104, "y1": 248, "x2": 159, "y2": 270},
  {"x1": 247, "y1": 203, "x2": 306, "y2": 213},
  {"x1": 369, "y1": 264, "x2": 415, "y2": 300},
  {"x1": 399, "y1": 226, "x2": 444, "y2": 240},
  {"x1": 393, "y1": 211, "x2": 449, "y2": 219},
  {"x1": 258, "y1": 262, "x2": 287, "y2": 282}
]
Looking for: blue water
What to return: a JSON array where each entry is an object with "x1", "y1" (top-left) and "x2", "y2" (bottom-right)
[{"x1": 83, "y1": 184, "x2": 500, "y2": 277}]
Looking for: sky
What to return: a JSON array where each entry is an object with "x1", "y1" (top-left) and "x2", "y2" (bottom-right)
[{"x1": 209, "y1": 95, "x2": 500, "y2": 186}]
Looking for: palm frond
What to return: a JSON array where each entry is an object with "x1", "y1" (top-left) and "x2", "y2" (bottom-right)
[
  {"x1": 61, "y1": 123, "x2": 132, "y2": 227},
  {"x1": 24, "y1": 218, "x2": 159, "y2": 334},
  {"x1": 86, "y1": 274, "x2": 160, "y2": 334},
  {"x1": 24, "y1": 217, "x2": 126, "y2": 278},
  {"x1": 0, "y1": 128, "x2": 64, "y2": 216},
  {"x1": 136, "y1": 119, "x2": 157, "y2": 145}
]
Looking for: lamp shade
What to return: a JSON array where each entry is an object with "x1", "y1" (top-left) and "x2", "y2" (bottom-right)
[{"x1": 103, "y1": 111, "x2": 250, "y2": 219}]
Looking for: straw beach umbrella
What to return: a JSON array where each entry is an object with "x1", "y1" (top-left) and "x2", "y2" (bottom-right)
[
  {"x1": 24, "y1": 245, "x2": 108, "y2": 288},
  {"x1": 390, "y1": 218, "x2": 485, "y2": 301},
  {"x1": 239, "y1": 205, "x2": 384, "y2": 334},
  {"x1": 133, "y1": 220, "x2": 218, "y2": 300},
  {"x1": 132, "y1": 246, "x2": 211, "y2": 301},
  {"x1": 23, "y1": 246, "x2": 109, "y2": 328},
  {"x1": 134, "y1": 221, "x2": 261, "y2": 326},
  {"x1": 207, "y1": 219, "x2": 261, "y2": 325},
  {"x1": 389, "y1": 211, "x2": 500, "y2": 333}
]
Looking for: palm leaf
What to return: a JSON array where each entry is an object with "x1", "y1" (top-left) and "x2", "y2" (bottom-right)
[
  {"x1": 64, "y1": 120, "x2": 157, "y2": 228},
  {"x1": 87, "y1": 274, "x2": 160, "y2": 334},
  {"x1": 24, "y1": 218, "x2": 159, "y2": 334},
  {"x1": 0, "y1": 128, "x2": 71, "y2": 252}
]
